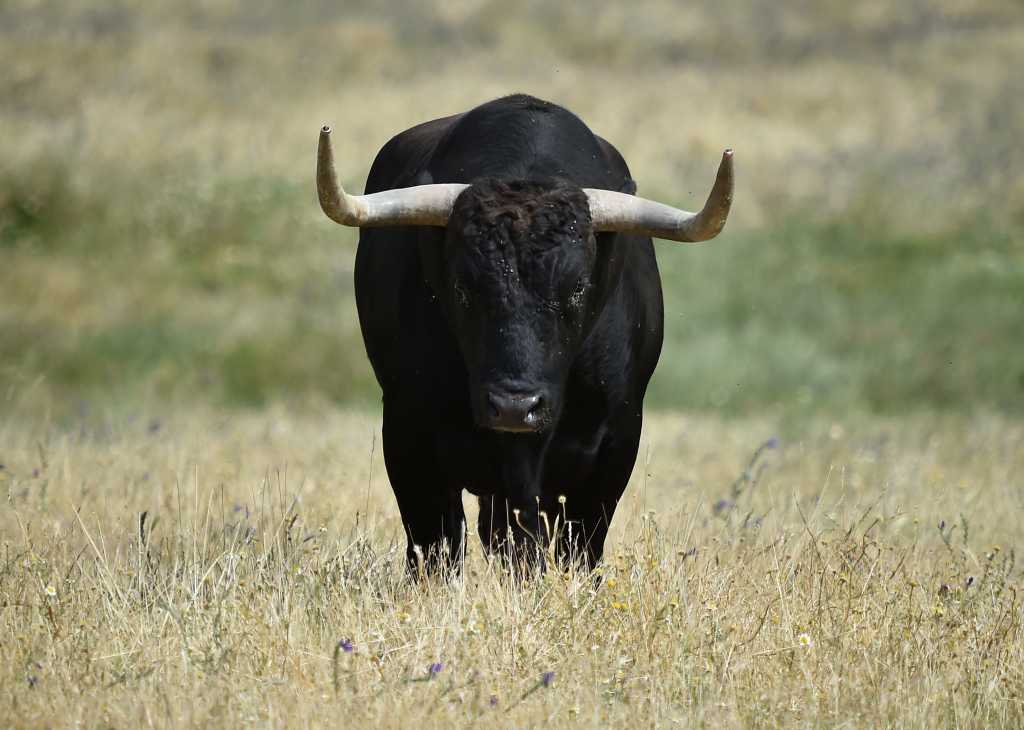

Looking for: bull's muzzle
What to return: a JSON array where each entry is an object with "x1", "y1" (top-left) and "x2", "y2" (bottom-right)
[{"x1": 482, "y1": 387, "x2": 547, "y2": 433}]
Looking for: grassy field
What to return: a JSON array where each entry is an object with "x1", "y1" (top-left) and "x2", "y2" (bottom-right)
[
  {"x1": 2, "y1": 409, "x2": 1023, "y2": 726},
  {"x1": 2, "y1": 1, "x2": 1024, "y2": 727}
]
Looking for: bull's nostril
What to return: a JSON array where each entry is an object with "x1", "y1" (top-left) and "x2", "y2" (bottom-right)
[{"x1": 484, "y1": 388, "x2": 547, "y2": 432}]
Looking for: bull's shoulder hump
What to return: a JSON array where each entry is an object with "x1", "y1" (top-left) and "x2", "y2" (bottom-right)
[
  {"x1": 594, "y1": 134, "x2": 637, "y2": 195},
  {"x1": 366, "y1": 112, "x2": 464, "y2": 193}
]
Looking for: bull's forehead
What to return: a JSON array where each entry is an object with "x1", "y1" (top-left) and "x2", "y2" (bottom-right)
[
  {"x1": 445, "y1": 178, "x2": 595, "y2": 295},
  {"x1": 460, "y1": 214, "x2": 591, "y2": 286},
  {"x1": 458, "y1": 206, "x2": 590, "y2": 258},
  {"x1": 471, "y1": 213, "x2": 585, "y2": 250}
]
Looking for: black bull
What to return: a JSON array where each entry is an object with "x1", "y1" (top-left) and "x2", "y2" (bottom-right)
[{"x1": 316, "y1": 94, "x2": 733, "y2": 572}]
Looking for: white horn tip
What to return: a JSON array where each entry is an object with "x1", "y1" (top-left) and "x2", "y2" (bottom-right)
[{"x1": 321, "y1": 125, "x2": 332, "y2": 134}]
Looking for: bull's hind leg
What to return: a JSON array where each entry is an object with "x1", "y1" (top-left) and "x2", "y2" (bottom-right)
[
  {"x1": 381, "y1": 401, "x2": 466, "y2": 576},
  {"x1": 476, "y1": 495, "x2": 506, "y2": 560},
  {"x1": 476, "y1": 495, "x2": 529, "y2": 563},
  {"x1": 563, "y1": 495, "x2": 621, "y2": 570},
  {"x1": 477, "y1": 493, "x2": 560, "y2": 571}
]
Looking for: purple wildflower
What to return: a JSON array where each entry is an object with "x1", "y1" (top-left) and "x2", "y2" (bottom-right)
[
  {"x1": 338, "y1": 638, "x2": 353, "y2": 653},
  {"x1": 764, "y1": 436, "x2": 780, "y2": 450},
  {"x1": 489, "y1": 694, "x2": 499, "y2": 707},
  {"x1": 429, "y1": 662, "x2": 444, "y2": 677},
  {"x1": 541, "y1": 671, "x2": 555, "y2": 688}
]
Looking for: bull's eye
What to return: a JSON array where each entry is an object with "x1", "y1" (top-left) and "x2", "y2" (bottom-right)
[{"x1": 454, "y1": 280, "x2": 470, "y2": 308}]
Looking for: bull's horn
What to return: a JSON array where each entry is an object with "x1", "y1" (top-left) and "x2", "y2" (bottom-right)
[
  {"x1": 317, "y1": 125, "x2": 467, "y2": 227},
  {"x1": 584, "y1": 150, "x2": 734, "y2": 243}
]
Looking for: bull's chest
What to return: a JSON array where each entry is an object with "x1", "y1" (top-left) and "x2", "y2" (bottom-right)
[{"x1": 439, "y1": 420, "x2": 608, "y2": 497}]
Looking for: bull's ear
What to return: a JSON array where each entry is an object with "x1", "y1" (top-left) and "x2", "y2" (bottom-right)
[
  {"x1": 619, "y1": 178, "x2": 637, "y2": 195},
  {"x1": 414, "y1": 170, "x2": 435, "y2": 186}
]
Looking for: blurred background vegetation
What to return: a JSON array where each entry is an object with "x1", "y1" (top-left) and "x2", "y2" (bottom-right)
[{"x1": 1, "y1": 0, "x2": 1022, "y2": 420}]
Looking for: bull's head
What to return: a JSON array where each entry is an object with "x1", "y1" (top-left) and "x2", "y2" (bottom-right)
[
  {"x1": 442, "y1": 178, "x2": 595, "y2": 432},
  {"x1": 316, "y1": 126, "x2": 733, "y2": 433}
]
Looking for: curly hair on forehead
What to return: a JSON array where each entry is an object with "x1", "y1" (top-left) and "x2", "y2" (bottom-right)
[{"x1": 448, "y1": 177, "x2": 593, "y2": 251}]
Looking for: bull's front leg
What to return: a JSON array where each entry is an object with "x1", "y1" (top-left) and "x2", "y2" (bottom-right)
[
  {"x1": 550, "y1": 412, "x2": 643, "y2": 571},
  {"x1": 381, "y1": 398, "x2": 466, "y2": 576}
]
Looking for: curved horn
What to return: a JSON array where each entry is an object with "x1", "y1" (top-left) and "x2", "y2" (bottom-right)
[
  {"x1": 317, "y1": 125, "x2": 468, "y2": 228},
  {"x1": 584, "y1": 150, "x2": 734, "y2": 243}
]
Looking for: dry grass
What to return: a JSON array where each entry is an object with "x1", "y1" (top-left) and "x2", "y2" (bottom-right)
[
  {"x1": 4, "y1": 1, "x2": 1023, "y2": 228},
  {"x1": 2, "y1": 407, "x2": 1022, "y2": 727}
]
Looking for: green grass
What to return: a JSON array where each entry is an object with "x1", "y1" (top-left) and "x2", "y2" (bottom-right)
[
  {"x1": 653, "y1": 213, "x2": 1024, "y2": 414},
  {"x1": 1, "y1": 158, "x2": 374, "y2": 412},
  {"x1": 3, "y1": 158, "x2": 1021, "y2": 416}
]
